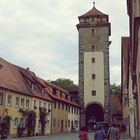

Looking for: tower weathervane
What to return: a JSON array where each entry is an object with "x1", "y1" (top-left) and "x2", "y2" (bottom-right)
[{"x1": 93, "y1": 1, "x2": 95, "y2": 7}]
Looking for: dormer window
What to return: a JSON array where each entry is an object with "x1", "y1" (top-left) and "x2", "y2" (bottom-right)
[
  {"x1": 41, "y1": 88, "x2": 44, "y2": 94},
  {"x1": 53, "y1": 89, "x2": 56, "y2": 95},
  {"x1": 68, "y1": 96, "x2": 70, "y2": 100},
  {"x1": 31, "y1": 83, "x2": 35, "y2": 90}
]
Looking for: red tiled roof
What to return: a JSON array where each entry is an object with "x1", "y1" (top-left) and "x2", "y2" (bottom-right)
[
  {"x1": 0, "y1": 57, "x2": 79, "y2": 105},
  {"x1": 46, "y1": 87, "x2": 80, "y2": 107},
  {"x1": 0, "y1": 57, "x2": 52, "y2": 102},
  {"x1": 110, "y1": 94, "x2": 122, "y2": 114},
  {"x1": 45, "y1": 81, "x2": 70, "y2": 95},
  {"x1": 79, "y1": 7, "x2": 107, "y2": 18},
  {"x1": 38, "y1": 78, "x2": 80, "y2": 107},
  {"x1": 0, "y1": 58, "x2": 33, "y2": 96}
]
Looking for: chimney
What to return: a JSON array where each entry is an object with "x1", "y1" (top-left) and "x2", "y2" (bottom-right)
[
  {"x1": 26, "y1": 67, "x2": 30, "y2": 72},
  {"x1": 0, "y1": 64, "x2": 3, "y2": 69}
]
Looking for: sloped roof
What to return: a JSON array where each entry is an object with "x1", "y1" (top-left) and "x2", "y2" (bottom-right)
[
  {"x1": 0, "y1": 57, "x2": 33, "y2": 96},
  {"x1": 110, "y1": 94, "x2": 122, "y2": 114},
  {"x1": 38, "y1": 78, "x2": 80, "y2": 107},
  {"x1": 0, "y1": 57, "x2": 52, "y2": 101},
  {"x1": 0, "y1": 57, "x2": 79, "y2": 105},
  {"x1": 79, "y1": 6, "x2": 107, "y2": 18}
]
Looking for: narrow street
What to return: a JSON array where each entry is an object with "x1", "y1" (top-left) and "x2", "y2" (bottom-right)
[{"x1": 8, "y1": 132, "x2": 133, "y2": 140}]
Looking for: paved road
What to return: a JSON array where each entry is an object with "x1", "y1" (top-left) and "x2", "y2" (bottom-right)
[
  {"x1": 8, "y1": 132, "x2": 132, "y2": 140},
  {"x1": 9, "y1": 132, "x2": 94, "y2": 140}
]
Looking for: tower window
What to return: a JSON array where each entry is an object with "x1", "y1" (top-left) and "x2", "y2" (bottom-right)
[
  {"x1": 92, "y1": 29, "x2": 95, "y2": 35},
  {"x1": 80, "y1": 60, "x2": 83, "y2": 64},
  {"x1": 92, "y1": 90, "x2": 96, "y2": 96},
  {"x1": 92, "y1": 74, "x2": 96, "y2": 79},
  {"x1": 92, "y1": 18, "x2": 95, "y2": 22},
  {"x1": 97, "y1": 18, "x2": 101, "y2": 22},
  {"x1": 92, "y1": 58, "x2": 95, "y2": 63},
  {"x1": 92, "y1": 45, "x2": 95, "y2": 51}
]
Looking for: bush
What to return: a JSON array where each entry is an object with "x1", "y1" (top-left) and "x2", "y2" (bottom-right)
[{"x1": 17, "y1": 125, "x2": 26, "y2": 137}]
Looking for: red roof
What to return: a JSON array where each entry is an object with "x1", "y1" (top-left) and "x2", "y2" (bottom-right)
[
  {"x1": 0, "y1": 57, "x2": 33, "y2": 96},
  {"x1": 110, "y1": 94, "x2": 122, "y2": 114},
  {"x1": 0, "y1": 57, "x2": 80, "y2": 106},
  {"x1": 38, "y1": 78, "x2": 80, "y2": 107},
  {"x1": 0, "y1": 57, "x2": 52, "y2": 102},
  {"x1": 79, "y1": 7, "x2": 107, "y2": 18}
]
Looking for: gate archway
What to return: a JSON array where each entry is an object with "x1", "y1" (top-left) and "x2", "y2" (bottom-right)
[{"x1": 85, "y1": 102, "x2": 104, "y2": 130}]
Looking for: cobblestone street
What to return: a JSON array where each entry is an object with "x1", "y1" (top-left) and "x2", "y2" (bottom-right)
[{"x1": 8, "y1": 132, "x2": 132, "y2": 140}]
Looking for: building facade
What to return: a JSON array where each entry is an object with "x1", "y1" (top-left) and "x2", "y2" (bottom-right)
[
  {"x1": 77, "y1": 4, "x2": 111, "y2": 128},
  {"x1": 0, "y1": 57, "x2": 80, "y2": 137},
  {"x1": 126, "y1": 0, "x2": 140, "y2": 139},
  {"x1": 44, "y1": 81, "x2": 80, "y2": 133},
  {"x1": 0, "y1": 89, "x2": 5, "y2": 122},
  {"x1": 121, "y1": 37, "x2": 134, "y2": 137}
]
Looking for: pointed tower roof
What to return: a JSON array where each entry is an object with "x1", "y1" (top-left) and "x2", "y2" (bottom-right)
[
  {"x1": 76, "y1": 4, "x2": 111, "y2": 36},
  {"x1": 80, "y1": 7, "x2": 106, "y2": 18},
  {"x1": 79, "y1": 6, "x2": 107, "y2": 18}
]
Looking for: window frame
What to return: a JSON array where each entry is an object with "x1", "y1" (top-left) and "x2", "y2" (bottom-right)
[
  {"x1": 7, "y1": 95, "x2": 12, "y2": 106},
  {"x1": 92, "y1": 90, "x2": 96, "y2": 96},
  {"x1": 0, "y1": 93, "x2": 3, "y2": 105},
  {"x1": 15, "y1": 97, "x2": 20, "y2": 107},
  {"x1": 21, "y1": 98, "x2": 25, "y2": 108}
]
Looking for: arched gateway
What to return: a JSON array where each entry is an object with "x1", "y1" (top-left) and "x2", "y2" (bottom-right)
[{"x1": 85, "y1": 103, "x2": 104, "y2": 130}]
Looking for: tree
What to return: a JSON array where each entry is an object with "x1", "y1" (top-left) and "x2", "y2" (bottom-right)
[
  {"x1": 50, "y1": 78, "x2": 77, "y2": 89},
  {"x1": 19, "y1": 109, "x2": 36, "y2": 136},
  {"x1": 0, "y1": 115, "x2": 12, "y2": 139},
  {"x1": 110, "y1": 83, "x2": 121, "y2": 94},
  {"x1": 110, "y1": 83, "x2": 122, "y2": 103},
  {"x1": 39, "y1": 107, "x2": 51, "y2": 135},
  {"x1": 26, "y1": 111, "x2": 36, "y2": 136}
]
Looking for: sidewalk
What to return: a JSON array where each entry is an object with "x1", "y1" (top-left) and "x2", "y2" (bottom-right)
[{"x1": 120, "y1": 132, "x2": 133, "y2": 140}]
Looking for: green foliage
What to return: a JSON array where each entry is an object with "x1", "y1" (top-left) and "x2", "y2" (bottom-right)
[
  {"x1": 19, "y1": 109, "x2": 36, "y2": 136},
  {"x1": 39, "y1": 107, "x2": 50, "y2": 135},
  {"x1": 26, "y1": 111, "x2": 36, "y2": 136},
  {"x1": 110, "y1": 83, "x2": 121, "y2": 94},
  {"x1": 50, "y1": 78, "x2": 77, "y2": 89},
  {"x1": 0, "y1": 115, "x2": 12, "y2": 139}
]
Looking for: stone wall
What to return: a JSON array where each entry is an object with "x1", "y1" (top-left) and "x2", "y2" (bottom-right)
[{"x1": 78, "y1": 26, "x2": 111, "y2": 126}]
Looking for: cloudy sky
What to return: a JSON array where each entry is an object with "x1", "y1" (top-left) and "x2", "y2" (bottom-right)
[{"x1": 0, "y1": 0, "x2": 129, "y2": 84}]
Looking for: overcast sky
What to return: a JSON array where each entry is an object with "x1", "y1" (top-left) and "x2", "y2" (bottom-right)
[{"x1": 0, "y1": 0, "x2": 129, "y2": 85}]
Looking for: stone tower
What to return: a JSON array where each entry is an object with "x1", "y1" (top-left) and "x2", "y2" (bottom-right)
[{"x1": 77, "y1": 4, "x2": 111, "y2": 128}]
